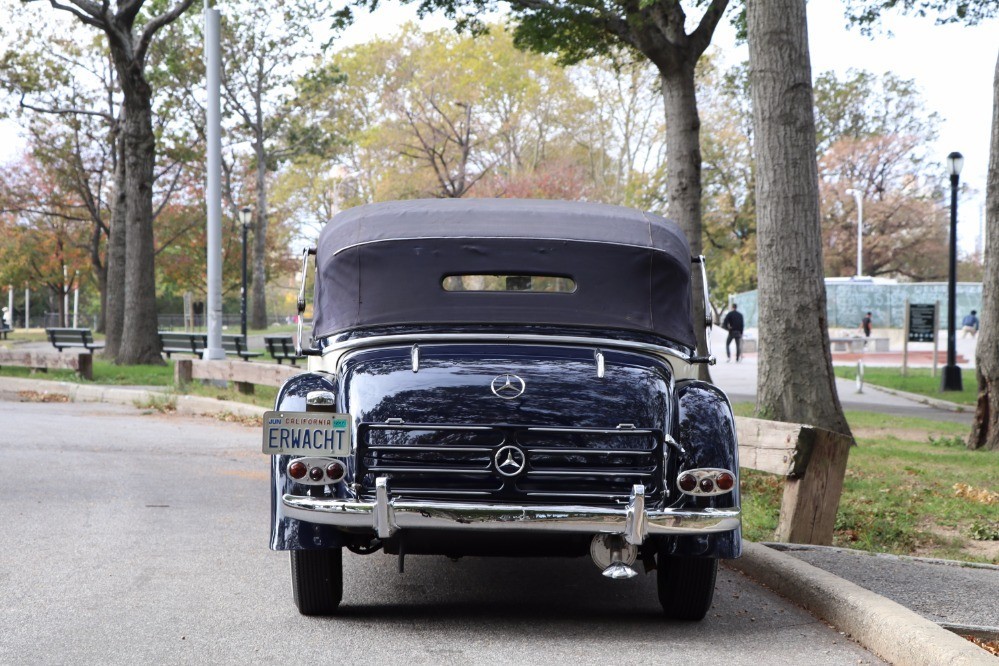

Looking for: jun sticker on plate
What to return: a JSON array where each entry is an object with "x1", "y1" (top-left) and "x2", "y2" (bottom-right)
[{"x1": 262, "y1": 411, "x2": 351, "y2": 456}]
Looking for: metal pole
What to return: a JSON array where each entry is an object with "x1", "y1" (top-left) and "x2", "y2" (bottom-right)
[
  {"x1": 941, "y1": 173, "x2": 962, "y2": 390},
  {"x1": 6, "y1": 285, "x2": 11, "y2": 329},
  {"x1": 63, "y1": 265, "x2": 69, "y2": 327},
  {"x1": 204, "y1": 2, "x2": 225, "y2": 360},
  {"x1": 855, "y1": 193, "x2": 863, "y2": 277},
  {"x1": 25, "y1": 287, "x2": 29, "y2": 329},
  {"x1": 72, "y1": 285, "x2": 79, "y2": 328},
  {"x1": 241, "y1": 221, "x2": 248, "y2": 338},
  {"x1": 846, "y1": 189, "x2": 863, "y2": 277}
]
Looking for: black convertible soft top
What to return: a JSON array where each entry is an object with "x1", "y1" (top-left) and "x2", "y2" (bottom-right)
[{"x1": 313, "y1": 198, "x2": 696, "y2": 349}]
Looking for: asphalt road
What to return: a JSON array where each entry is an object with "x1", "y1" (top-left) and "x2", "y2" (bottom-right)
[{"x1": 0, "y1": 399, "x2": 883, "y2": 665}]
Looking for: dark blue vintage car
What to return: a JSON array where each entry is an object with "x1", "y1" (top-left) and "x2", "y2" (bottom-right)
[{"x1": 264, "y1": 198, "x2": 740, "y2": 619}]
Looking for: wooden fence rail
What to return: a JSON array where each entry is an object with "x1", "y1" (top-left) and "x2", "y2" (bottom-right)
[
  {"x1": 0, "y1": 349, "x2": 93, "y2": 380},
  {"x1": 175, "y1": 359, "x2": 297, "y2": 394}
]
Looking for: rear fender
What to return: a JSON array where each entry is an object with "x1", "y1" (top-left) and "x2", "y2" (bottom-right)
[
  {"x1": 270, "y1": 372, "x2": 345, "y2": 550},
  {"x1": 664, "y1": 379, "x2": 742, "y2": 558}
]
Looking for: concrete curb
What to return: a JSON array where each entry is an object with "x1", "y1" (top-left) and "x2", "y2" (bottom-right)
[
  {"x1": 863, "y1": 382, "x2": 969, "y2": 413},
  {"x1": 730, "y1": 541, "x2": 994, "y2": 665},
  {"x1": 0, "y1": 376, "x2": 267, "y2": 418}
]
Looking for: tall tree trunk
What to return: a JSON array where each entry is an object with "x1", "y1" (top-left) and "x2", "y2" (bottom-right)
[
  {"x1": 250, "y1": 141, "x2": 268, "y2": 330},
  {"x1": 970, "y1": 49, "x2": 999, "y2": 451},
  {"x1": 90, "y1": 220, "x2": 108, "y2": 333},
  {"x1": 103, "y1": 122, "x2": 127, "y2": 359},
  {"x1": 747, "y1": 0, "x2": 851, "y2": 436},
  {"x1": 115, "y1": 77, "x2": 162, "y2": 365},
  {"x1": 661, "y1": 64, "x2": 711, "y2": 378}
]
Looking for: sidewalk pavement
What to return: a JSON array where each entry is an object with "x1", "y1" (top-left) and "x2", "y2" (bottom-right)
[{"x1": 709, "y1": 327, "x2": 975, "y2": 424}]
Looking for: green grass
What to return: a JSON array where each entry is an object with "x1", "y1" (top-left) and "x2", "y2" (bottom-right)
[
  {"x1": 0, "y1": 358, "x2": 275, "y2": 408},
  {"x1": 0, "y1": 359, "x2": 173, "y2": 385},
  {"x1": 740, "y1": 409, "x2": 999, "y2": 563},
  {"x1": 833, "y1": 366, "x2": 977, "y2": 406}
]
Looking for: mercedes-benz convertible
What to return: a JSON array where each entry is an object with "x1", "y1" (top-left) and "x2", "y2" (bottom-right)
[{"x1": 263, "y1": 198, "x2": 741, "y2": 620}]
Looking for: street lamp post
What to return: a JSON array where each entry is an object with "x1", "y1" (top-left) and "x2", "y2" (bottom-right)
[
  {"x1": 942, "y1": 151, "x2": 964, "y2": 391},
  {"x1": 845, "y1": 188, "x2": 863, "y2": 277},
  {"x1": 239, "y1": 206, "x2": 252, "y2": 339}
]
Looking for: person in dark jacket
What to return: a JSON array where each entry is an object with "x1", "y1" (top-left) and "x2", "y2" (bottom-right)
[
  {"x1": 962, "y1": 310, "x2": 979, "y2": 338},
  {"x1": 722, "y1": 303, "x2": 745, "y2": 362}
]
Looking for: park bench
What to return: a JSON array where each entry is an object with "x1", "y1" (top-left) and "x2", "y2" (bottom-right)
[
  {"x1": 46, "y1": 327, "x2": 105, "y2": 352},
  {"x1": 263, "y1": 335, "x2": 303, "y2": 365},
  {"x1": 0, "y1": 324, "x2": 10, "y2": 340},
  {"x1": 221, "y1": 334, "x2": 263, "y2": 361},
  {"x1": 829, "y1": 336, "x2": 890, "y2": 352},
  {"x1": 158, "y1": 331, "x2": 207, "y2": 359}
]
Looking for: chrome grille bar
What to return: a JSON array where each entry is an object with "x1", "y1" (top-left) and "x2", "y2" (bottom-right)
[
  {"x1": 367, "y1": 446, "x2": 492, "y2": 453},
  {"x1": 526, "y1": 470, "x2": 652, "y2": 477},
  {"x1": 367, "y1": 466, "x2": 492, "y2": 475}
]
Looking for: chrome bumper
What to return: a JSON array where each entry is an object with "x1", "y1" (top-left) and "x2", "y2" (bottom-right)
[{"x1": 282, "y1": 479, "x2": 740, "y2": 546}]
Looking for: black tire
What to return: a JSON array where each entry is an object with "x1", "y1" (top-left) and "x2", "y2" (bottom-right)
[
  {"x1": 290, "y1": 548, "x2": 343, "y2": 616},
  {"x1": 656, "y1": 554, "x2": 717, "y2": 621}
]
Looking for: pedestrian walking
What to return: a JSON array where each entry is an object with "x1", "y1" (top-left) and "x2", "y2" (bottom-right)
[
  {"x1": 962, "y1": 310, "x2": 979, "y2": 338},
  {"x1": 722, "y1": 303, "x2": 745, "y2": 363},
  {"x1": 860, "y1": 311, "x2": 872, "y2": 338}
]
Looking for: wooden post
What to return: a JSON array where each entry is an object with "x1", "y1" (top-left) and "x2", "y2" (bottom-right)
[
  {"x1": 175, "y1": 359, "x2": 193, "y2": 386},
  {"x1": 76, "y1": 352, "x2": 93, "y2": 381},
  {"x1": 775, "y1": 428, "x2": 854, "y2": 544}
]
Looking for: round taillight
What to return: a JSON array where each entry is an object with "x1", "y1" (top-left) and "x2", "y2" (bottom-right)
[
  {"x1": 699, "y1": 477, "x2": 715, "y2": 493},
  {"x1": 288, "y1": 461, "x2": 307, "y2": 479},
  {"x1": 308, "y1": 466, "x2": 324, "y2": 481},
  {"x1": 326, "y1": 461, "x2": 346, "y2": 482},
  {"x1": 715, "y1": 472, "x2": 735, "y2": 491},
  {"x1": 678, "y1": 474, "x2": 697, "y2": 492}
]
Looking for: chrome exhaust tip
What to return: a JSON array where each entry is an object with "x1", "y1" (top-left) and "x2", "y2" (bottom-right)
[
  {"x1": 590, "y1": 534, "x2": 638, "y2": 580},
  {"x1": 602, "y1": 561, "x2": 638, "y2": 579}
]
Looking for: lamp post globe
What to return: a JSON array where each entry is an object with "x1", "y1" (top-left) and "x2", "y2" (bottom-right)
[
  {"x1": 239, "y1": 206, "x2": 252, "y2": 339},
  {"x1": 941, "y1": 152, "x2": 963, "y2": 391}
]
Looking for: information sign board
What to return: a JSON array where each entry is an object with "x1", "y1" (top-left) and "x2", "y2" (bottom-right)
[{"x1": 908, "y1": 303, "x2": 936, "y2": 342}]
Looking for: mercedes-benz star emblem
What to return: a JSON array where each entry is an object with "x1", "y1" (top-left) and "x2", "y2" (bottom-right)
[
  {"x1": 490, "y1": 374, "x2": 526, "y2": 399},
  {"x1": 494, "y1": 445, "x2": 527, "y2": 477}
]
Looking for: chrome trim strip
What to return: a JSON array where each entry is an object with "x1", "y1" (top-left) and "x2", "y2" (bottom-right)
[
  {"x1": 281, "y1": 493, "x2": 741, "y2": 540},
  {"x1": 367, "y1": 467, "x2": 491, "y2": 474},
  {"x1": 366, "y1": 446, "x2": 493, "y2": 453},
  {"x1": 526, "y1": 470, "x2": 651, "y2": 477},
  {"x1": 526, "y1": 426, "x2": 657, "y2": 435},
  {"x1": 411, "y1": 344, "x2": 420, "y2": 372},
  {"x1": 321, "y1": 333, "x2": 692, "y2": 363},
  {"x1": 595, "y1": 350, "x2": 605, "y2": 378},
  {"x1": 528, "y1": 448, "x2": 651, "y2": 456},
  {"x1": 390, "y1": 489, "x2": 494, "y2": 496},
  {"x1": 367, "y1": 424, "x2": 495, "y2": 432},
  {"x1": 524, "y1": 492, "x2": 625, "y2": 499}
]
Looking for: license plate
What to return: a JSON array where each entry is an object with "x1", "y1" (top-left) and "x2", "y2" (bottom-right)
[{"x1": 262, "y1": 411, "x2": 351, "y2": 456}]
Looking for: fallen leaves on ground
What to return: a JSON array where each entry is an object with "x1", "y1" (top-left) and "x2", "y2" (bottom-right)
[
  {"x1": 953, "y1": 483, "x2": 999, "y2": 505},
  {"x1": 963, "y1": 636, "x2": 999, "y2": 656},
  {"x1": 213, "y1": 411, "x2": 260, "y2": 427},
  {"x1": 17, "y1": 390, "x2": 69, "y2": 403}
]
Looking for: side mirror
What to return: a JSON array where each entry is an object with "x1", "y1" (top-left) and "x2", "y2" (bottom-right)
[
  {"x1": 296, "y1": 247, "x2": 321, "y2": 357},
  {"x1": 692, "y1": 255, "x2": 714, "y2": 359}
]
